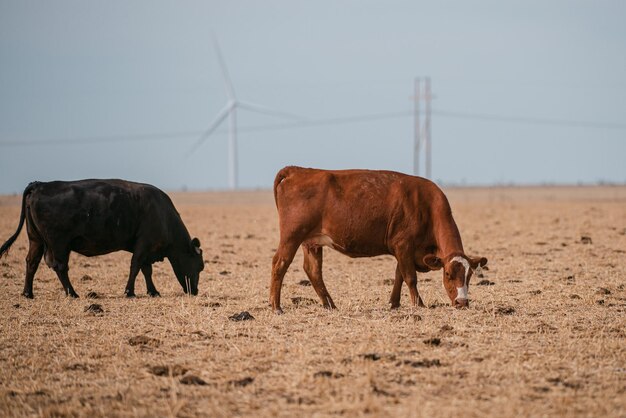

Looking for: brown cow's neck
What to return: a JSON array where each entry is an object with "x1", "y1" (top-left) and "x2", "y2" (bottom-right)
[
  {"x1": 436, "y1": 229, "x2": 464, "y2": 259},
  {"x1": 432, "y1": 200, "x2": 465, "y2": 258}
]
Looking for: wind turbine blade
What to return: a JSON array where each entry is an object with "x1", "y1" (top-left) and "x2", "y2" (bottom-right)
[
  {"x1": 185, "y1": 104, "x2": 232, "y2": 157},
  {"x1": 211, "y1": 33, "x2": 236, "y2": 100},
  {"x1": 237, "y1": 100, "x2": 306, "y2": 121}
]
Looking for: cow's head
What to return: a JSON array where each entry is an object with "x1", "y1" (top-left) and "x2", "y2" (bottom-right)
[
  {"x1": 423, "y1": 254, "x2": 488, "y2": 308},
  {"x1": 172, "y1": 237, "x2": 204, "y2": 295}
]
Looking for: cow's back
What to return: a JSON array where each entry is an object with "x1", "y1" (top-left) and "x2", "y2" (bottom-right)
[
  {"x1": 274, "y1": 167, "x2": 440, "y2": 257},
  {"x1": 26, "y1": 179, "x2": 177, "y2": 256}
]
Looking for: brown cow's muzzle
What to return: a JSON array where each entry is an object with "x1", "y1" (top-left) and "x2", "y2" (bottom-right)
[{"x1": 454, "y1": 298, "x2": 469, "y2": 309}]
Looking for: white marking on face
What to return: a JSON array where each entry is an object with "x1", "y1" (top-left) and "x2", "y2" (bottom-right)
[{"x1": 450, "y1": 256, "x2": 470, "y2": 301}]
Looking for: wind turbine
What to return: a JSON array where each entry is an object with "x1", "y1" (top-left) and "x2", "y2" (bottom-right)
[{"x1": 188, "y1": 34, "x2": 303, "y2": 189}]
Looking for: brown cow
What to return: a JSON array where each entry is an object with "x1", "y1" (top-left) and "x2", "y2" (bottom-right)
[{"x1": 270, "y1": 166, "x2": 487, "y2": 314}]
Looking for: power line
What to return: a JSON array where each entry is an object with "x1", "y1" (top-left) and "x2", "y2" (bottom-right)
[
  {"x1": 0, "y1": 130, "x2": 200, "y2": 147},
  {"x1": 433, "y1": 110, "x2": 626, "y2": 130},
  {"x1": 0, "y1": 109, "x2": 624, "y2": 148},
  {"x1": 238, "y1": 110, "x2": 413, "y2": 131},
  {"x1": 0, "y1": 111, "x2": 413, "y2": 147}
]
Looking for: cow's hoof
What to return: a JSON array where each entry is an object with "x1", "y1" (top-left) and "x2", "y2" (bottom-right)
[
  {"x1": 148, "y1": 291, "x2": 161, "y2": 297},
  {"x1": 125, "y1": 291, "x2": 136, "y2": 298},
  {"x1": 390, "y1": 304, "x2": 400, "y2": 310},
  {"x1": 68, "y1": 292, "x2": 79, "y2": 298},
  {"x1": 22, "y1": 291, "x2": 34, "y2": 299},
  {"x1": 274, "y1": 308, "x2": 284, "y2": 315}
]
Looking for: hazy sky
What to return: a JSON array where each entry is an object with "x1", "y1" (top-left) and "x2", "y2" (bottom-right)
[{"x1": 1, "y1": 0, "x2": 625, "y2": 194}]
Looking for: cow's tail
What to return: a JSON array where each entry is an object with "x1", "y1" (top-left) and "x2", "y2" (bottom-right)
[
  {"x1": 273, "y1": 166, "x2": 297, "y2": 206},
  {"x1": 0, "y1": 182, "x2": 37, "y2": 258}
]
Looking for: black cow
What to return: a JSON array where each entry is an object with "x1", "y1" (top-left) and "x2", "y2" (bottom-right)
[{"x1": 0, "y1": 180, "x2": 204, "y2": 298}]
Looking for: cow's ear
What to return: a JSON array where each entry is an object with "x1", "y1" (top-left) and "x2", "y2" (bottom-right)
[
  {"x1": 469, "y1": 256, "x2": 488, "y2": 270},
  {"x1": 191, "y1": 237, "x2": 201, "y2": 254},
  {"x1": 423, "y1": 254, "x2": 443, "y2": 270}
]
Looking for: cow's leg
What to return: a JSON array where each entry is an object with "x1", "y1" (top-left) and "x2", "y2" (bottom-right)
[
  {"x1": 302, "y1": 245, "x2": 336, "y2": 309},
  {"x1": 55, "y1": 270, "x2": 79, "y2": 298},
  {"x1": 51, "y1": 252, "x2": 79, "y2": 298},
  {"x1": 397, "y1": 257, "x2": 425, "y2": 307},
  {"x1": 125, "y1": 248, "x2": 150, "y2": 297},
  {"x1": 23, "y1": 238, "x2": 44, "y2": 299},
  {"x1": 141, "y1": 264, "x2": 160, "y2": 297},
  {"x1": 389, "y1": 263, "x2": 403, "y2": 309},
  {"x1": 270, "y1": 239, "x2": 300, "y2": 314},
  {"x1": 124, "y1": 260, "x2": 141, "y2": 298}
]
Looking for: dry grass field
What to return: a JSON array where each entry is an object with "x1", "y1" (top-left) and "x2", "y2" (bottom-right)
[{"x1": 0, "y1": 186, "x2": 625, "y2": 417}]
